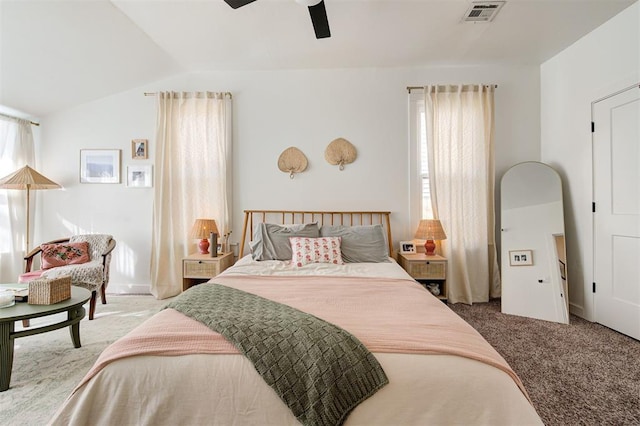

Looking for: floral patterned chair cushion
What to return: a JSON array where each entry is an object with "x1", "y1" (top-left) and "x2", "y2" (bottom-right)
[{"x1": 40, "y1": 242, "x2": 90, "y2": 269}]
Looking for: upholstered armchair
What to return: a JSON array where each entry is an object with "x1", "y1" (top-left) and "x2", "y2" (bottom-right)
[{"x1": 21, "y1": 234, "x2": 116, "y2": 320}]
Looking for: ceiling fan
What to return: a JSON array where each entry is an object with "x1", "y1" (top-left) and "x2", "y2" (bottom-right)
[{"x1": 223, "y1": 0, "x2": 331, "y2": 39}]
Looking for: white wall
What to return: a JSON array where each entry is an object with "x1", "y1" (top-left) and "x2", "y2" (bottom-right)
[
  {"x1": 540, "y1": 2, "x2": 639, "y2": 319},
  {"x1": 36, "y1": 65, "x2": 540, "y2": 294}
]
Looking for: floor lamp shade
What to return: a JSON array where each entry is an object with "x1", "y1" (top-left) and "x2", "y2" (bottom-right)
[
  {"x1": 414, "y1": 219, "x2": 447, "y2": 256},
  {"x1": 0, "y1": 165, "x2": 62, "y2": 251}
]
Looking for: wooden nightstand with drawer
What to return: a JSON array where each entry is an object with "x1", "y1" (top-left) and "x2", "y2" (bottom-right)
[
  {"x1": 398, "y1": 253, "x2": 448, "y2": 301},
  {"x1": 182, "y1": 252, "x2": 234, "y2": 291}
]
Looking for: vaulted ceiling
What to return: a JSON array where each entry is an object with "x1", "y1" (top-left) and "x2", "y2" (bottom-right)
[{"x1": 0, "y1": 0, "x2": 635, "y2": 117}]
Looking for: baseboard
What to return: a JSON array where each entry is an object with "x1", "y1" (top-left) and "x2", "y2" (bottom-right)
[
  {"x1": 569, "y1": 302, "x2": 585, "y2": 320},
  {"x1": 106, "y1": 283, "x2": 152, "y2": 295}
]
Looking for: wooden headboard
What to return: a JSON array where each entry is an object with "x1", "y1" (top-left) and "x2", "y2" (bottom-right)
[{"x1": 239, "y1": 210, "x2": 393, "y2": 258}]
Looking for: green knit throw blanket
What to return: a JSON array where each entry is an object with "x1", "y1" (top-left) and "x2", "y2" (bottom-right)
[{"x1": 166, "y1": 283, "x2": 388, "y2": 426}]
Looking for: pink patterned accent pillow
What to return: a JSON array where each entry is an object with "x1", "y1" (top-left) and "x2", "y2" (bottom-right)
[
  {"x1": 41, "y1": 242, "x2": 91, "y2": 270},
  {"x1": 290, "y1": 237, "x2": 344, "y2": 267}
]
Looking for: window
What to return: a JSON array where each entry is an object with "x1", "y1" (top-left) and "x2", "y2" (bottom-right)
[{"x1": 409, "y1": 92, "x2": 433, "y2": 226}]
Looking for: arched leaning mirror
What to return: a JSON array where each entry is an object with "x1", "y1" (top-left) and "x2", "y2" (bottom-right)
[{"x1": 500, "y1": 161, "x2": 569, "y2": 324}]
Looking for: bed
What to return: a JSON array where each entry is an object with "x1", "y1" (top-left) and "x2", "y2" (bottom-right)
[{"x1": 50, "y1": 210, "x2": 542, "y2": 426}]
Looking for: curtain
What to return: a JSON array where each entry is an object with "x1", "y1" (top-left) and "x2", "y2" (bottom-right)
[
  {"x1": 150, "y1": 92, "x2": 233, "y2": 299},
  {"x1": 0, "y1": 115, "x2": 35, "y2": 282},
  {"x1": 424, "y1": 84, "x2": 500, "y2": 304}
]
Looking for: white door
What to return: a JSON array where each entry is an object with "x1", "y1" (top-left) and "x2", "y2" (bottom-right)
[{"x1": 593, "y1": 84, "x2": 640, "y2": 340}]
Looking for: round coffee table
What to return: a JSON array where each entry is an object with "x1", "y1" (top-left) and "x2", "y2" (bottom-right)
[{"x1": 0, "y1": 284, "x2": 91, "y2": 391}]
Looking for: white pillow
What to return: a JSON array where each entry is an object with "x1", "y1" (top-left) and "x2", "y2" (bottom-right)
[{"x1": 289, "y1": 236, "x2": 344, "y2": 267}]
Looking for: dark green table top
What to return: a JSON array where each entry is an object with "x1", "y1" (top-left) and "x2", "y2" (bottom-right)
[{"x1": 0, "y1": 284, "x2": 91, "y2": 321}]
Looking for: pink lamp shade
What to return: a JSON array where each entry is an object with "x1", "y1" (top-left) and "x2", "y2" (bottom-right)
[
  {"x1": 189, "y1": 218, "x2": 219, "y2": 254},
  {"x1": 414, "y1": 219, "x2": 447, "y2": 256}
]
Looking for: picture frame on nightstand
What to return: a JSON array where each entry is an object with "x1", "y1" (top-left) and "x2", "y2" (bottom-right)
[{"x1": 400, "y1": 241, "x2": 416, "y2": 254}]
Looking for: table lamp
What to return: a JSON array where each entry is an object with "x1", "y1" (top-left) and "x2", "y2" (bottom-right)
[
  {"x1": 414, "y1": 219, "x2": 447, "y2": 256},
  {"x1": 189, "y1": 218, "x2": 219, "y2": 255}
]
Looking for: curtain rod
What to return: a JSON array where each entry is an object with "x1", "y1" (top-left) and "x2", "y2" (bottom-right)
[
  {"x1": 144, "y1": 91, "x2": 233, "y2": 99},
  {"x1": 407, "y1": 84, "x2": 498, "y2": 93},
  {"x1": 0, "y1": 112, "x2": 40, "y2": 126}
]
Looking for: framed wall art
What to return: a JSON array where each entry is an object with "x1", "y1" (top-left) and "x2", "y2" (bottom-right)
[
  {"x1": 127, "y1": 165, "x2": 153, "y2": 188},
  {"x1": 80, "y1": 149, "x2": 121, "y2": 184},
  {"x1": 132, "y1": 139, "x2": 148, "y2": 159},
  {"x1": 509, "y1": 249, "x2": 533, "y2": 266}
]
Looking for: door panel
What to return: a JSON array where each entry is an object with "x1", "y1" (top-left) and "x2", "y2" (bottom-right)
[{"x1": 593, "y1": 84, "x2": 640, "y2": 340}]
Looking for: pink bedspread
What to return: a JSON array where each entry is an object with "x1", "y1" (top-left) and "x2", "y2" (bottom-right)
[{"x1": 72, "y1": 275, "x2": 530, "y2": 401}]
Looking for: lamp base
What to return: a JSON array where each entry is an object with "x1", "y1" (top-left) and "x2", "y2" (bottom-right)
[
  {"x1": 198, "y1": 238, "x2": 210, "y2": 254},
  {"x1": 424, "y1": 239, "x2": 436, "y2": 256}
]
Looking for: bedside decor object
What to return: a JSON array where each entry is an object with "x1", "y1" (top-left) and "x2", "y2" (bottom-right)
[
  {"x1": 0, "y1": 165, "x2": 62, "y2": 251},
  {"x1": 190, "y1": 219, "x2": 219, "y2": 255},
  {"x1": 277, "y1": 147, "x2": 308, "y2": 179},
  {"x1": 209, "y1": 231, "x2": 218, "y2": 258},
  {"x1": 325, "y1": 137, "x2": 357, "y2": 170},
  {"x1": 426, "y1": 283, "x2": 440, "y2": 296},
  {"x1": 80, "y1": 149, "x2": 121, "y2": 184},
  {"x1": 127, "y1": 165, "x2": 153, "y2": 187},
  {"x1": 28, "y1": 276, "x2": 72, "y2": 305},
  {"x1": 414, "y1": 219, "x2": 447, "y2": 256},
  {"x1": 132, "y1": 139, "x2": 148, "y2": 159},
  {"x1": 221, "y1": 230, "x2": 232, "y2": 253},
  {"x1": 399, "y1": 241, "x2": 416, "y2": 254}
]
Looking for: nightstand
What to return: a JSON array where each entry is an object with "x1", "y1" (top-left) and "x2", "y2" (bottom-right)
[
  {"x1": 398, "y1": 253, "x2": 448, "y2": 301},
  {"x1": 182, "y1": 252, "x2": 234, "y2": 291}
]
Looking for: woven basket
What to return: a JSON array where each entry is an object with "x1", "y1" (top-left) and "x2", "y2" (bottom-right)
[{"x1": 28, "y1": 276, "x2": 72, "y2": 305}]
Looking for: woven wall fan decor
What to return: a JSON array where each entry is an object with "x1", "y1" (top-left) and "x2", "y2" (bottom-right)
[
  {"x1": 325, "y1": 138, "x2": 357, "y2": 170},
  {"x1": 277, "y1": 147, "x2": 308, "y2": 179}
]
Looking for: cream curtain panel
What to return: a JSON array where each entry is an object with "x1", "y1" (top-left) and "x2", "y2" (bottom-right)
[
  {"x1": 150, "y1": 92, "x2": 233, "y2": 299},
  {"x1": 0, "y1": 115, "x2": 35, "y2": 282},
  {"x1": 423, "y1": 84, "x2": 500, "y2": 304}
]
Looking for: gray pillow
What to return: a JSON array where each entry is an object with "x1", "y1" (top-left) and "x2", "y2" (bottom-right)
[
  {"x1": 320, "y1": 224, "x2": 390, "y2": 263},
  {"x1": 250, "y1": 222, "x2": 320, "y2": 261}
]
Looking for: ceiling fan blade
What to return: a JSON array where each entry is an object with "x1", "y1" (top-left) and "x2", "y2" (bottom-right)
[
  {"x1": 224, "y1": 0, "x2": 258, "y2": 9},
  {"x1": 307, "y1": 1, "x2": 331, "y2": 39}
]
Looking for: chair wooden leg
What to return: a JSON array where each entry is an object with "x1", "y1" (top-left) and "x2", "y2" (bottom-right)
[
  {"x1": 100, "y1": 283, "x2": 107, "y2": 305},
  {"x1": 89, "y1": 290, "x2": 97, "y2": 320}
]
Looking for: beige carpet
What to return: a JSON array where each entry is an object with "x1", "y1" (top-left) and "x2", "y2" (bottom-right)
[
  {"x1": 449, "y1": 299, "x2": 640, "y2": 426},
  {"x1": 0, "y1": 295, "x2": 170, "y2": 426}
]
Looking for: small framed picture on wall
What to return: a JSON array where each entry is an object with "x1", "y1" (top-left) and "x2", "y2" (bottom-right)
[
  {"x1": 132, "y1": 139, "x2": 148, "y2": 159},
  {"x1": 127, "y1": 165, "x2": 153, "y2": 188}
]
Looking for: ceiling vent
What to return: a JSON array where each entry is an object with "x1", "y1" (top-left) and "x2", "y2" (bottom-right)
[{"x1": 462, "y1": 1, "x2": 505, "y2": 23}]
